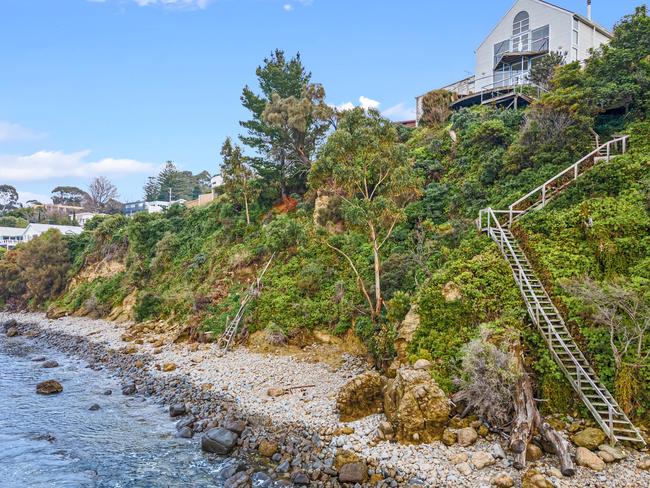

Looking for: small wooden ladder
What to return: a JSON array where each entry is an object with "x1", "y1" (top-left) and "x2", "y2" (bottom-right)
[{"x1": 477, "y1": 136, "x2": 645, "y2": 446}]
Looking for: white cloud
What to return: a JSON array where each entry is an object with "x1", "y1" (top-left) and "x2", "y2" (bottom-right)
[
  {"x1": 332, "y1": 96, "x2": 380, "y2": 112},
  {"x1": 0, "y1": 121, "x2": 45, "y2": 142},
  {"x1": 283, "y1": 4, "x2": 293, "y2": 11},
  {"x1": 382, "y1": 102, "x2": 416, "y2": 121},
  {"x1": 17, "y1": 191, "x2": 52, "y2": 205},
  {"x1": 0, "y1": 150, "x2": 155, "y2": 182}
]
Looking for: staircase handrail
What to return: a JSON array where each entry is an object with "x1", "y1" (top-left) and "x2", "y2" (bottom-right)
[
  {"x1": 506, "y1": 135, "x2": 629, "y2": 225},
  {"x1": 482, "y1": 207, "x2": 618, "y2": 437}
]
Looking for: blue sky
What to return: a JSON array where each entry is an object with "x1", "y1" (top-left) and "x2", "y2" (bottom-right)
[{"x1": 0, "y1": 0, "x2": 642, "y2": 203}]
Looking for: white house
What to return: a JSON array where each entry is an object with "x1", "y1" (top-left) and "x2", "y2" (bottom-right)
[
  {"x1": 0, "y1": 223, "x2": 83, "y2": 249},
  {"x1": 0, "y1": 227, "x2": 27, "y2": 249},
  {"x1": 74, "y1": 212, "x2": 106, "y2": 227},
  {"x1": 22, "y1": 223, "x2": 84, "y2": 242},
  {"x1": 416, "y1": 0, "x2": 612, "y2": 121}
]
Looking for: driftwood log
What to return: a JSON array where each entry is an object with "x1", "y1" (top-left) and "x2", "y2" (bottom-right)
[{"x1": 511, "y1": 347, "x2": 575, "y2": 476}]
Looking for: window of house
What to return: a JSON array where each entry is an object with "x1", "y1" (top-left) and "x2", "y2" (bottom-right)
[
  {"x1": 494, "y1": 39, "x2": 510, "y2": 66},
  {"x1": 531, "y1": 25, "x2": 550, "y2": 52},
  {"x1": 512, "y1": 11, "x2": 530, "y2": 52}
]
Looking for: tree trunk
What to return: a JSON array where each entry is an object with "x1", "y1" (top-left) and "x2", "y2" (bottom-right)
[
  {"x1": 244, "y1": 192, "x2": 250, "y2": 225},
  {"x1": 369, "y1": 225, "x2": 382, "y2": 320},
  {"x1": 511, "y1": 347, "x2": 575, "y2": 476}
]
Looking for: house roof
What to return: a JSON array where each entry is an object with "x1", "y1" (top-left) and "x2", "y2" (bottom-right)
[
  {"x1": 476, "y1": 0, "x2": 612, "y2": 50},
  {"x1": 0, "y1": 226, "x2": 27, "y2": 237},
  {"x1": 24, "y1": 223, "x2": 83, "y2": 235}
]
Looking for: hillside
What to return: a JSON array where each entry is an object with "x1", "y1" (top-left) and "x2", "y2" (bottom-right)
[{"x1": 1, "y1": 5, "x2": 649, "y2": 430}]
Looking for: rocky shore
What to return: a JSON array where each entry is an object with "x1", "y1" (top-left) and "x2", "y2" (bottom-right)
[{"x1": 2, "y1": 311, "x2": 649, "y2": 488}]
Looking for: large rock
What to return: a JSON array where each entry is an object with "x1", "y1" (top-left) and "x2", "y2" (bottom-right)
[
  {"x1": 383, "y1": 367, "x2": 450, "y2": 444},
  {"x1": 457, "y1": 427, "x2": 478, "y2": 447},
  {"x1": 572, "y1": 427, "x2": 606, "y2": 450},
  {"x1": 258, "y1": 439, "x2": 278, "y2": 458},
  {"x1": 471, "y1": 451, "x2": 495, "y2": 470},
  {"x1": 338, "y1": 462, "x2": 368, "y2": 483},
  {"x1": 394, "y1": 306, "x2": 420, "y2": 364},
  {"x1": 526, "y1": 443, "x2": 543, "y2": 462},
  {"x1": 169, "y1": 404, "x2": 186, "y2": 417},
  {"x1": 576, "y1": 447, "x2": 605, "y2": 471},
  {"x1": 201, "y1": 428, "x2": 238, "y2": 455},
  {"x1": 36, "y1": 380, "x2": 63, "y2": 395},
  {"x1": 492, "y1": 474, "x2": 515, "y2": 488},
  {"x1": 598, "y1": 444, "x2": 626, "y2": 461},
  {"x1": 42, "y1": 360, "x2": 59, "y2": 369},
  {"x1": 442, "y1": 428, "x2": 457, "y2": 446},
  {"x1": 336, "y1": 371, "x2": 386, "y2": 422},
  {"x1": 522, "y1": 469, "x2": 553, "y2": 488},
  {"x1": 6, "y1": 327, "x2": 18, "y2": 337}
]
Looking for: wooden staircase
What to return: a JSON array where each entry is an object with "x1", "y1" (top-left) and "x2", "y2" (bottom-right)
[{"x1": 477, "y1": 135, "x2": 645, "y2": 446}]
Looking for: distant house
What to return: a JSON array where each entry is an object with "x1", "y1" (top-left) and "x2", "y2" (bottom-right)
[
  {"x1": 75, "y1": 212, "x2": 106, "y2": 227},
  {"x1": 0, "y1": 223, "x2": 83, "y2": 249},
  {"x1": 416, "y1": 0, "x2": 612, "y2": 121},
  {"x1": 0, "y1": 227, "x2": 27, "y2": 249},
  {"x1": 123, "y1": 200, "x2": 185, "y2": 217}
]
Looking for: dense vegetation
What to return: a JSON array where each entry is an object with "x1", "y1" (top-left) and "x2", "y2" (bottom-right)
[{"x1": 1, "y1": 6, "x2": 648, "y2": 422}]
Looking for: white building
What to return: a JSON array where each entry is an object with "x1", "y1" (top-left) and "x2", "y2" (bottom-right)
[
  {"x1": 0, "y1": 223, "x2": 83, "y2": 249},
  {"x1": 74, "y1": 212, "x2": 106, "y2": 227},
  {"x1": 416, "y1": 0, "x2": 612, "y2": 121}
]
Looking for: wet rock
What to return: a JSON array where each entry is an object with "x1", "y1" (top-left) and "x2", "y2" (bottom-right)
[
  {"x1": 6, "y1": 327, "x2": 18, "y2": 337},
  {"x1": 36, "y1": 380, "x2": 63, "y2": 395},
  {"x1": 177, "y1": 426, "x2": 193, "y2": 438},
  {"x1": 121, "y1": 383, "x2": 136, "y2": 396},
  {"x1": 457, "y1": 427, "x2": 478, "y2": 447},
  {"x1": 2, "y1": 318, "x2": 18, "y2": 331},
  {"x1": 42, "y1": 360, "x2": 59, "y2": 369},
  {"x1": 250, "y1": 472, "x2": 272, "y2": 487},
  {"x1": 471, "y1": 451, "x2": 495, "y2": 470},
  {"x1": 572, "y1": 427, "x2": 606, "y2": 450},
  {"x1": 222, "y1": 419, "x2": 246, "y2": 435},
  {"x1": 169, "y1": 403, "x2": 186, "y2": 417},
  {"x1": 290, "y1": 472, "x2": 310, "y2": 486},
  {"x1": 224, "y1": 471, "x2": 249, "y2": 488},
  {"x1": 103, "y1": 389, "x2": 112, "y2": 395},
  {"x1": 201, "y1": 428, "x2": 238, "y2": 455},
  {"x1": 492, "y1": 474, "x2": 515, "y2": 487},
  {"x1": 338, "y1": 462, "x2": 368, "y2": 483},
  {"x1": 336, "y1": 370, "x2": 386, "y2": 422},
  {"x1": 32, "y1": 356, "x2": 47, "y2": 362},
  {"x1": 383, "y1": 367, "x2": 450, "y2": 443},
  {"x1": 88, "y1": 403, "x2": 101, "y2": 411},
  {"x1": 576, "y1": 446, "x2": 605, "y2": 471},
  {"x1": 258, "y1": 439, "x2": 278, "y2": 458}
]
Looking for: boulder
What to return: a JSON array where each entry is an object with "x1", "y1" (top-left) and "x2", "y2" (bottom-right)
[
  {"x1": 637, "y1": 457, "x2": 650, "y2": 470},
  {"x1": 492, "y1": 474, "x2": 515, "y2": 488},
  {"x1": 471, "y1": 451, "x2": 495, "y2": 470},
  {"x1": 258, "y1": 439, "x2": 278, "y2": 458},
  {"x1": 383, "y1": 367, "x2": 450, "y2": 443},
  {"x1": 413, "y1": 359, "x2": 432, "y2": 370},
  {"x1": 522, "y1": 469, "x2": 553, "y2": 488},
  {"x1": 177, "y1": 426, "x2": 193, "y2": 438},
  {"x1": 201, "y1": 428, "x2": 238, "y2": 455},
  {"x1": 598, "y1": 444, "x2": 626, "y2": 460},
  {"x1": 572, "y1": 427, "x2": 606, "y2": 450},
  {"x1": 222, "y1": 419, "x2": 246, "y2": 435},
  {"x1": 334, "y1": 449, "x2": 360, "y2": 470},
  {"x1": 526, "y1": 443, "x2": 543, "y2": 462},
  {"x1": 42, "y1": 360, "x2": 59, "y2": 369},
  {"x1": 336, "y1": 371, "x2": 386, "y2": 422},
  {"x1": 338, "y1": 462, "x2": 368, "y2": 483},
  {"x1": 394, "y1": 306, "x2": 420, "y2": 363},
  {"x1": 36, "y1": 380, "x2": 63, "y2": 395},
  {"x1": 457, "y1": 427, "x2": 478, "y2": 447},
  {"x1": 121, "y1": 383, "x2": 136, "y2": 396},
  {"x1": 2, "y1": 318, "x2": 18, "y2": 331},
  {"x1": 576, "y1": 447, "x2": 605, "y2": 471},
  {"x1": 442, "y1": 428, "x2": 457, "y2": 446},
  {"x1": 88, "y1": 403, "x2": 101, "y2": 411},
  {"x1": 6, "y1": 327, "x2": 19, "y2": 337},
  {"x1": 597, "y1": 450, "x2": 615, "y2": 463},
  {"x1": 169, "y1": 404, "x2": 186, "y2": 417}
]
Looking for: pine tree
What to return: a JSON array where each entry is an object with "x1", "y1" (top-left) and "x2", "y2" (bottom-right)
[{"x1": 220, "y1": 137, "x2": 258, "y2": 225}]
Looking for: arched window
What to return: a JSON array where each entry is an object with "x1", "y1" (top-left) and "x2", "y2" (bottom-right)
[
  {"x1": 512, "y1": 11, "x2": 530, "y2": 52},
  {"x1": 513, "y1": 11, "x2": 530, "y2": 35}
]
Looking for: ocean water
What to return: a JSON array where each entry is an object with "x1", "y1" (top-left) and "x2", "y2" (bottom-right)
[{"x1": 0, "y1": 333, "x2": 230, "y2": 488}]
